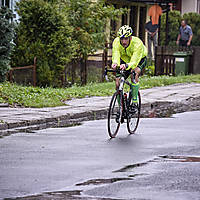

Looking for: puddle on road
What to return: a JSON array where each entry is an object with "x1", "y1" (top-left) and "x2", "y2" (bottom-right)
[
  {"x1": 76, "y1": 177, "x2": 132, "y2": 186},
  {"x1": 113, "y1": 155, "x2": 200, "y2": 174},
  {"x1": 128, "y1": 173, "x2": 149, "y2": 178},
  {"x1": 7, "y1": 155, "x2": 200, "y2": 200},
  {"x1": 159, "y1": 155, "x2": 200, "y2": 162},
  {"x1": 4, "y1": 190, "x2": 82, "y2": 200},
  {"x1": 113, "y1": 161, "x2": 148, "y2": 173},
  {"x1": 7, "y1": 189, "x2": 122, "y2": 200}
]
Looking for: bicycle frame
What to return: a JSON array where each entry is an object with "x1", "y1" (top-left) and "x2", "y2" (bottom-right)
[
  {"x1": 106, "y1": 66, "x2": 141, "y2": 137},
  {"x1": 118, "y1": 76, "x2": 132, "y2": 119},
  {"x1": 104, "y1": 67, "x2": 136, "y2": 109},
  {"x1": 119, "y1": 76, "x2": 132, "y2": 92}
]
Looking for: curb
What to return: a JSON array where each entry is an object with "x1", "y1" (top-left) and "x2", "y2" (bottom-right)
[
  {"x1": 0, "y1": 110, "x2": 108, "y2": 137},
  {"x1": 0, "y1": 96, "x2": 200, "y2": 137}
]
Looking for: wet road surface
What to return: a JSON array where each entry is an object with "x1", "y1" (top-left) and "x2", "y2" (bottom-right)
[{"x1": 0, "y1": 111, "x2": 200, "y2": 199}]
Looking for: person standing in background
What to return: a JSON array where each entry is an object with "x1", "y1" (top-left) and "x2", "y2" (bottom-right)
[
  {"x1": 145, "y1": 18, "x2": 158, "y2": 60},
  {"x1": 176, "y1": 20, "x2": 193, "y2": 47},
  {"x1": 148, "y1": 4, "x2": 162, "y2": 25},
  {"x1": 147, "y1": 4, "x2": 162, "y2": 61}
]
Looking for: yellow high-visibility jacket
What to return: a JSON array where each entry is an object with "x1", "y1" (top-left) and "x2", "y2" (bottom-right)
[{"x1": 112, "y1": 36, "x2": 147, "y2": 70}]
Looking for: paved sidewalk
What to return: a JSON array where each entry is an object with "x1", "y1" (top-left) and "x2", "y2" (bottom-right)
[{"x1": 0, "y1": 83, "x2": 200, "y2": 135}]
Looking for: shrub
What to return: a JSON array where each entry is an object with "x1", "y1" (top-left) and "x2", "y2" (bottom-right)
[
  {"x1": 12, "y1": 0, "x2": 78, "y2": 87},
  {"x1": 160, "y1": 10, "x2": 181, "y2": 46},
  {"x1": 0, "y1": 7, "x2": 14, "y2": 82},
  {"x1": 61, "y1": 0, "x2": 126, "y2": 85},
  {"x1": 12, "y1": 0, "x2": 125, "y2": 86}
]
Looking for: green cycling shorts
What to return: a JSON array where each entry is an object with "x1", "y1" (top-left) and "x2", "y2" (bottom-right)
[{"x1": 116, "y1": 56, "x2": 147, "y2": 79}]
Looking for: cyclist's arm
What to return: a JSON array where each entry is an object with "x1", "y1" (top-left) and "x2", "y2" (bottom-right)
[
  {"x1": 126, "y1": 40, "x2": 147, "y2": 70},
  {"x1": 112, "y1": 38, "x2": 120, "y2": 67}
]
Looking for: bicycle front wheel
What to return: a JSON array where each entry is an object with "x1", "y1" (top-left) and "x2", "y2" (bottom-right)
[
  {"x1": 127, "y1": 91, "x2": 141, "y2": 134},
  {"x1": 107, "y1": 92, "x2": 121, "y2": 138}
]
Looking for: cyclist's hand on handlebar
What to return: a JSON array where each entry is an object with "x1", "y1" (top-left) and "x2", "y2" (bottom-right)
[
  {"x1": 120, "y1": 64, "x2": 126, "y2": 71},
  {"x1": 112, "y1": 63, "x2": 118, "y2": 69}
]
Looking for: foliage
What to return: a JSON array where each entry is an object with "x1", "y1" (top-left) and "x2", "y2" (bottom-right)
[
  {"x1": 160, "y1": 10, "x2": 181, "y2": 46},
  {"x1": 183, "y1": 12, "x2": 200, "y2": 46},
  {"x1": 0, "y1": 6, "x2": 14, "y2": 82},
  {"x1": 142, "y1": 58, "x2": 155, "y2": 77},
  {"x1": 161, "y1": 10, "x2": 200, "y2": 46},
  {"x1": 62, "y1": 0, "x2": 125, "y2": 59},
  {"x1": 143, "y1": 65, "x2": 155, "y2": 77},
  {"x1": 12, "y1": 0, "x2": 78, "y2": 86},
  {"x1": 61, "y1": 0, "x2": 126, "y2": 85},
  {"x1": 1, "y1": 74, "x2": 200, "y2": 107},
  {"x1": 12, "y1": 0, "x2": 125, "y2": 86}
]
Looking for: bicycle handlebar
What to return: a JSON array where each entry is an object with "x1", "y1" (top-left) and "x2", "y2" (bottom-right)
[
  {"x1": 104, "y1": 66, "x2": 135, "y2": 81},
  {"x1": 103, "y1": 67, "x2": 118, "y2": 81}
]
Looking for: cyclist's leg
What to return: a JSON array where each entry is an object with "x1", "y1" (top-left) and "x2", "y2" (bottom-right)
[
  {"x1": 134, "y1": 56, "x2": 147, "y2": 82},
  {"x1": 115, "y1": 77, "x2": 120, "y2": 90},
  {"x1": 131, "y1": 57, "x2": 147, "y2": 102}
]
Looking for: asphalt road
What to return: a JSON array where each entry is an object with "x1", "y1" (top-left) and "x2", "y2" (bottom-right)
[{"x1": 0, "y1": 111, "x2": 200, "y2": 200}]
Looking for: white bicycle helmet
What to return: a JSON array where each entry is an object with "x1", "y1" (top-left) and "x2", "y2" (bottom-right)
[{"x1": 118, "y1": 25, "x2": 133, "y2": 38}]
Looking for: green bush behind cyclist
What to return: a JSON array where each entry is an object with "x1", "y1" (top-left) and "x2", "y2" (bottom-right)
[{"x1": 112, "y1": 25, "x2": 147, "y2": 103}]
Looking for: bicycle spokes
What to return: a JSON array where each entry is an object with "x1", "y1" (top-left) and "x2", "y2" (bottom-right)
[
  {"x1": 108, "y1": 92, "x2": 121, "y2": 138},
  {"x1": 127, "y1": 92, "x2": 141, "y2": 134}
]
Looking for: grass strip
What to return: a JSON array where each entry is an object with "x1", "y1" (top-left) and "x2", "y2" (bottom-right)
[{"x1": 0, "y1": 74, "x2": 200, "y2": 108}]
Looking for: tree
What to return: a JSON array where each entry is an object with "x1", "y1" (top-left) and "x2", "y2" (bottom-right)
[
  {"x1": 0, "y1": 6, "x2": 14, "y2": 82},
  {"x1": 160, "y1": 10, "x2": 181, "y2": 46},
  {"x1": 12, "y1": 0, "x2": 78, "y2": 86},
  {"x1": 61, "y1": 0, "x2": 125, "y2": 85},
  {"x1": 13, "y1": 0, "x2": 125, "y2": 86}
]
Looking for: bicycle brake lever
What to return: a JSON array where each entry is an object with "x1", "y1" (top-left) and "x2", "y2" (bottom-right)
[
  {"x1": 103, "y1": 67, "x2": 109, "y2": 81},
  {"x1": 105, "y1": 75, "x2": 109, "y2": 81}
]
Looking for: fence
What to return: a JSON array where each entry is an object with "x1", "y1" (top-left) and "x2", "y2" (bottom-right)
[
  {"x1": 155, "y1": 46, "x2": 194, "y2": 76},
  {"x1": 62, "y1": 55, "x2": 105, "y2": 86},
  {"x1": 8, "y1": 46, "x2": 200, "y2": 87},
  {"x1": 62, "y1": 43, "x2": 113, "y2": 86},
  {"x1": 9, "y1": 57, "x2": 37, "y2": 86}
]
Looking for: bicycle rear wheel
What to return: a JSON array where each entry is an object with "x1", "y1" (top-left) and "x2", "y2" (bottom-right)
[
  {"x1": 108, "y1": 92, "x2": 121, "y2": 138},
  {"x1": 127, "y1": 91, "x2": 141, "y2": 134}
]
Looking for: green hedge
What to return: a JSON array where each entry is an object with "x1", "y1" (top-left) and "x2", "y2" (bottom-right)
[
  {"x1": 12, "y1": 0, "x2": 125, "y2": 87},
  {"x1": 160, "y1": 11, "x2": 200, "y2": 46},
  {"x1": 12, "y1": 0, "x2": 78, "y2": 87}
]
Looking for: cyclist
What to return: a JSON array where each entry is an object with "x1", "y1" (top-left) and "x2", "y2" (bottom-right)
[{"x1": 112, "y1": 25, "x2": 147, "y2": 103}]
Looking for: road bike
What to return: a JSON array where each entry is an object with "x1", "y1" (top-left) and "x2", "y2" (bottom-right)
[{"x1": 104, "y1": 67, "x2": 141, "y2": 138}]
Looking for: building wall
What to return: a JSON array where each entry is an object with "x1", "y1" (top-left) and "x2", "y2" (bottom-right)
[
  {"x1": 107, "y1": 0, "x2": 149, "y2": 45},
  {"x1": 181, "y1": 0, "x2": 197, "y2": 14}
]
